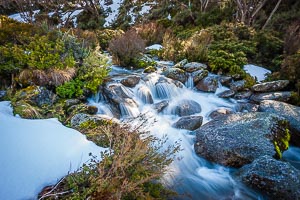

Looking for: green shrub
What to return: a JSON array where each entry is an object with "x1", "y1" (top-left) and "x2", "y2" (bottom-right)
[
  {"x1": 56, "y1": 79, "x2": 83, "y2": 99},
  {"x1": 95, "y1": 29, "x2": 124, "y2": 50},
  {"x1": 108, "y1": 29, "x2": 146, "y2": 68}
]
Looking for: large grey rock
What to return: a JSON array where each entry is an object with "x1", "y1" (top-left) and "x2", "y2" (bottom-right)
[
  {"x1": 250, "y1": 91, "x2": 292, "y2": 103},
  {"x1": 163, "y1": 68, "x2": 187, "y2": 83},
  {"x1": 234, "y1": 103, "x2": 259, "y2": 113},
  {"x1": 173, "y1": 59, "x2": 188, "y2": 68},
  {"x1": 230, "y1": 80, "x2": 246, "y2": 92},
  {"x1": 172, "y1": 115, "x2": 203, "y2": 131},
  {"x1": 120, "y1": 75, "x2": 141, "y2": 88},
  {"x1": 192, "y1": 70, "x2": 209, "y2": 84},
  {"x1": 153, "y1": 100, "x2": 169, "y2": 113},
  {"x1": 70, "y1": 113, "x2": 117, "y2": 128},
  {"x1": 195, "y1": 76, "x2": 218, "y2": 92},
  {"x1": 208, "y1": 108, "x2": 234, "y2": 119},
  {"x1": 180, "y1": 62, "x2": 207, "y2": 73},
  {"x1": 259, "y1": 100, "x2": 300, "y2": 147},
  {"x1": 217, "y1": 90, "x2": 235, "y2": 98},
  {"x1": 252, "y1": 80, "x2": 289, "y2": 92},
  {"x1": 234, "y1": 90, "x2": 252, "y2": 100},
  {"x1": 218, "y1": 76, "x2": 232, "y2": 87},
  {"x1": 171, "y1": 99, "x2": 201, "y2": 117},
  {"x1": 236, "y1": 155, "x2": 300, "y2": 200},
  {"x1": 104, "y1": 83, "x2": 132, "y2": 105},
  {"x1": 194, "y1": 112, "x2": 290, "y2": 167}
]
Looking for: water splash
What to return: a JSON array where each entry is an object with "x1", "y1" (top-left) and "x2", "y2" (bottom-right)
[{"x1": 185, "y1": 73, "x2": 194, "y2": 89}]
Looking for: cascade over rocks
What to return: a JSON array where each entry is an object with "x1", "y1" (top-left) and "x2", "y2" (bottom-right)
[
  {"x1": 192, "y1": 70, "x2": 209, "y2": 84},
  {"x1": 180, "y1": 62, "x2": 207, "y2": 73},
  {"x1": 194, "y1": 112, "x2": 290, "y2": 167},
  {"x1": 120, "y1": 75, "x2": 141, "y2": 88},
  {"x1": 259, "y1": 100, "x2": 300, "y2": 146},
  {"x1": 235, "y1": 155, "x2": 300, "y2": 200},
  {"x1": 162, "y1": 67, "x2": 187, "y2": 83},
  {"x1": 195, "y1": 76, "x2": 218, "y2": 92},
  {"x1": 250, "y1": 91, "x2": 292, "y2": 103},
  {"x1": 103, "y1": 83, "x2": 132, "y2": 105},
  {"x1": 171, "y1": 99, "x2": 201, "y2": 117},
  {"x1": 172, "y1": 115, "x2": 203, "y2": 131},
  {"x1": 251, "y1": 80, "x2": 289, "y2": 92}
]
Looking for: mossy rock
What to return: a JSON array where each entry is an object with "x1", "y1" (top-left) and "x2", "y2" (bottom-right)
[
  {"x1": 12, "y1": 100, "x2": 42, "y2": 119},
  {"x1": 144, "y1": 66, "x2": 157, "y2": 73}
]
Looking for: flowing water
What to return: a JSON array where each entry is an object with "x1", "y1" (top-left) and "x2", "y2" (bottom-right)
[{"x1": 88, "y1": 66, "x2": 264, "y2": 199}]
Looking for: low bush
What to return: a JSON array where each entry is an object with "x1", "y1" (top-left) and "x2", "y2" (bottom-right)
[
  {"x1": 108, "y1": 29, "x2": 146, "y2": 68},
  {"x1": 38, "y1": 118, "x2": 180, "y2": 199},
  {"x1": 95, "y1": 29, "x2": 124, "y2": 50},
  {"x1": 134, "y1": 22, "x2": 166, "y2": 46}
]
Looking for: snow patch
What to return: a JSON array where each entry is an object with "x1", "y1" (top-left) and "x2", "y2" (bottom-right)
[
  {"x1": 146, "y1": 44, "x2": 163, "y2": 50},
  {"x1": 244, "y1": 64, "x2": 271, "y2": 82},
  {"x1": 0, "y1": 101, "x2": 106, "y2": 200},
  {"x1": 102, "y1": 0, "x2": 124, "y2": 27}
]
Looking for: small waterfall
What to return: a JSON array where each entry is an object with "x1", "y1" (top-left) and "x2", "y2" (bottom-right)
[
  {"x1": 215, "y1": 80, "x2": 230, "y2": 95},
  {"x1": 137, "y1": 85, "x2": 154, "y2": 104},
  {"x1": 119, "y1": 99, "x2": 140, "y2": 118},
  {"x1": 185, "y1": 73, "x2": 194, "y2": 89},
  {"x1": 88, "y1": 92, "x2": 114, "y2": 117}
]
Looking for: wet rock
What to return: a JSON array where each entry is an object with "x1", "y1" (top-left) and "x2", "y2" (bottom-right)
[
  {"x1": 172, "y1": 115, "x2": 203, "y2": 131},
  {"x1": 180, "y1": 62, "x2": 207, "y2": 73},
  {"x1": 236, "y1": 155, "x2": 300, "y2": 200},
  {"x1": 173, "y1": 59, "x2": 188, "y2": 68},
  {"x1": 259, "y1": 100, "x2": 300, "y2": 147},
  {"x1": 0, "y1": 90, "x2": 6, "y2": 100},
  {"x1": 120, "y1": 75, "x2": 141, "y2": 88},
  {"x1": 87, "y1": 105, "x2": 98, "y2": 115},
  {"x1": 217, "y1": 90, "x2": 235, "y2": 98},
  {"x1": 144, "y1": 66, "x2": 157, "y2": 73},
  {"x1": 163, "y1": 67, "x2": 187, "y2": 83},
  {"x1": 208, "y1": 108, "x2": 234, "y2": 119},
  {"x1": 234, "y1": 90, "x2": 252, "y2": 100},
  {"x1": 251, "y1": 80, "x2": 289, "y2": 92},
  {"x1": 192, "y1": 70, "x2": 209, "y2": 84},
  {"x1": 195, "y1": 76, "x2": 218, "y2": 92},
  {"x1": 153, "y1": 100, "x2": 169, "y2": 113},
  {"x1": 230, "y1": 80, "x2": 246, "y2": 92},
  {"x1": 234, "y1": 103, "x2": 259, "y2": 113},
  {"x1": 218, "y1": 76, "x2": 232, "y2": 87},
  {"x1": 250, "y1": 91, "x2": 292, "y2": 103},
  {"x1": 194, "y1": 112, "x2": 290, "y2": 167},
  {"x1": 103, "y1": 83, "x2": 133, "y2": 105},
  {"x1": 172, "y1": 99, "x2": 201, "y2": 117},
  {"x1": 65, "y1": 99, "x2": 81, "y2": 108}
]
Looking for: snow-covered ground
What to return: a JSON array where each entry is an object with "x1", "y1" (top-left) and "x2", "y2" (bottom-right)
[
  {"x1": 0, "y1": 101, "x2": 106, "y2": 200},
  {"x1": 102, "y1": 0, "x2": 124, "y2": 27},
  {"x1": 244, "y1": 64, "x2": 271, "y2": 82}
]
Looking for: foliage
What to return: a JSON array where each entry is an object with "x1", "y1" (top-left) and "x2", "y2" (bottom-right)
[
  {"x1": 56, "y1": 79, "x2": 83, "y2": 99},
  {"x1": 95, "y1": 29, "x2": 124, "y2": 50},
  {"x1": 108, "y1": 29, "x2": 146, "y2": 68},
  {"x1": 161, "y1": 30, "x2": 185, "y2": 62},
  {"x1": 134, "y1": 22, "x2": 166, "y2": 46},
  {"x1": 39, "y1": 118, "x2": 180, "y2": 200},
  {"x1": 280, "y1": 51, "x2": 300, "y2": 86},
  {"x1": 77, "y1": 10, "x2": 105, "y2": 30}
]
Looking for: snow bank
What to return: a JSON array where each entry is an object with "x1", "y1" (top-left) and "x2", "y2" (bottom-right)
[
  {"x1": 102, "y1": 0, "x2": 124, "y2": 27},
  {"x1": 0, "y1": 101, "x2": 106, "y2": 200},
  {"x1": 244, "y1": 64, "x2": 271, "y2": 82},
  {"x1": 146, "y1": 44, "x2": 163, "y2": 50}
]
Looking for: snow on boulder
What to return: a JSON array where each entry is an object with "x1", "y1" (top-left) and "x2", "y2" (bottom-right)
[
  {"x1": 244, "y1": 64, "x2": 271, "y2": 82},
  {"x1": 0, "y1": 101, "x2": 106, "y2": 200}
]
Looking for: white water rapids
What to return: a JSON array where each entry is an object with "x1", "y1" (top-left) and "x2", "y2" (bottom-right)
[{"x1": 88, "y1": 66, "x2": 264, "y2": 199}]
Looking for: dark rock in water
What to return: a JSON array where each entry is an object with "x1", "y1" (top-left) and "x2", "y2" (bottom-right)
[
  {"x1": 163, "y1": 67, "x2": 187, "y2": 83},
  {"x1": 218, "y1": 76, "x2": 232, "y2": 87},
  {"x1": 172, "y1": 115, "x2": 203, "y2": 131},
  {"x1": 65, "y1": 99, "x2": 81, "y2": 108},
  {"x1": 234, "y1": 90, "x2": 252, "y2": 100},
  {"x1": 230, "y1": 80, "x2": 246, "y2": 92},
  {"x1": 259, "y1": 100, "x2": 300, "y2": 147},
  {"x1": 217, "y1": 90, "x2": 235, "y2": 98},
  {"x1": 192, "y1": 70, "x2": 209, "y2": 84},
  {"x1": 236, "y1": 155, "x2": 300, "y2": 200},
  {"x1": 153, "y1": 100, "x2": 169, "y2": 113},
  {"x1": 87, "y1": 105, "x2": 98, "y2": 115},
  {"x1": 0, "y1": 90, "x2": 6, "y2": 100},
  {"x1": 120, "y1": 75, "x2": 141, "y2": 88},
  {"x1": 103, "y1": 83, "x2": 133, "y2": 105},
  {"x1": 250, "y1": 91, "x2": 292, "y2": 103},
  {"x1": 180, "y1": 62, "x2": 207, "y2": 73},
  {"x1": 144, "y1": 66, "x2": 157, "y2": 73},
  {"x1": 194, "y1": 112, "x2": 290, "y2": 167},
  {"x1": 173, "y1": 59, "x2": 188, "y2": 69},
  {"x1": 208, "y1": 108, "x2": 234, "y2": 119},
  {"x1": 251, "y1": 80, "x2": 289, "y2": 92},
  {"x1": 234, "y1": 102, "x2": 259, "y2": 113},
  {"x1": 172, "y1": 99, "x2": 201, "y2": 116},
  {"x1": 195, "y1": 76, "x2": 218, "y2": 92}
]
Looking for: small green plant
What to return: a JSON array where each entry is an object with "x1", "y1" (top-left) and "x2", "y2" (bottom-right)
[{"x1": 56, "y1": 79, "x2": 83, "y2": 99}]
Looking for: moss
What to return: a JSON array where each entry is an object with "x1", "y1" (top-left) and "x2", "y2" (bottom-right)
[
  {"x1": 12, "y1": 100, "x2": 42, "y2": 119},
  {"x1": 272, "y1": 120, "x2": 291, "y2": 159}
]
